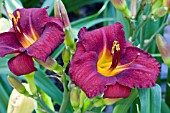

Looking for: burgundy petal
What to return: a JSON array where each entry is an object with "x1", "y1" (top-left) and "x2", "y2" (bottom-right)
[
  {"x1": 78, "y1": 22, "x2": 126, "y2": 56},
  {"x1": 0, "y1": 32, "x2": 23, "y2": 57},
  {"x1": 48, "y1": 17, "x2": 64, "y2": 28},
  {"x1": 8, "y1": 53, "x2": 37, "y2": 76},
  {"x1": 69, "y1": 51, "x2": 116, "y2": 98},
  {"x1": 13, "y1": 8, "x2": 49, "y2": 39},
  {"x1": 117, "y1": 47, "x2": 160, "y2": 88},
  {"x1": 104, "y1": 83, "x2": 131, "y2": 98},
  {"x1": 27, "y1": 22, "x2": 64, "y2": 61}
]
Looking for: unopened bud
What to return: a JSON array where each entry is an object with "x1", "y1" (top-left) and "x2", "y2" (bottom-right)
[
  {"x1": 103, "y1": 98, "x2": 121, "y2": 105},
  {"x1": 156, "y1": 34, "x2": 170, "y2": 67},
  {"x1": 163, "y1": 0, "x2": 170, "y2": 12},
  {"x1": 0, "y1": 18, "x2": 10, "y2": 33},
  {"x1": 70, "y1": 87, "x2": 80, "y2": 110},
  {"x1": 93, "y1": 99, "x2": 104, "y2": 107},
  {"x1": 58, "y1": 0, "x2": 70, "y2": 27},
  {"x1": 111, "y1": 0, "x2": 132, "y2": 18},
  {"x1": 64, "y1": 27, "x2": 75, "y2": 49},
  {"x1": 7, "y1": 83, "x2": 35, "y2": 113},
  {"x1": 79, "y1": 90, "x2": 87, "y2": 108},
  {"x1": 152, "y1": 0, "x2": 163, "y2": 12},
  {"x1": 35, "y1": 57, "x2": 63, "y2": 75},
  {"x1": 7, "y1": 76, "x2": 29, "y2": 96},
  {"x1": 82, "y1": 98, "x2": 90, "y2": 112},
  {"x1": 54, "y1": 0, "x2": 60, "y2": 18},
  {"x1": 152, "y1": 6, "x2": 168, "y2": 19},
  {"x1": 62, "y1": 46, "x2": 71, "y2": 67}
]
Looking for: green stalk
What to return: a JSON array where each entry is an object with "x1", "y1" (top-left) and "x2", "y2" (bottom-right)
[
  {"x1": 140, "y1": 27, "x2": 144, "y2": 49},
  {"x1": 34, "y1": 96, "x2": 55, "y2": 113},
  {"x1": 132, "y1": 4, "x2": 152, "y2": 43},
  {"x1": 25, "y1": 73, "x2": 37, "y2": 95},
  {"x1": 143, "y1": 23, "x2": 167, "y2": 50},
  {"x1": 59, "y1": 73, "x2": 70, "y2": 113}
]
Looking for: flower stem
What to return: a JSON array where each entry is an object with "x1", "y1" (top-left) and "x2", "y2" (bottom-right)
[
  {"x1": 59, "y1": 73, "x2": 70, "y2": 113},
  {"x1": 31, "y1": 95, "x2": 55, "y2": 113},
  {"x1": 143, "y1": 22, "x2": 168, "y2": 50},
  {"x1": 25, "y1": 72, "x2": 37, "y2": 95}
]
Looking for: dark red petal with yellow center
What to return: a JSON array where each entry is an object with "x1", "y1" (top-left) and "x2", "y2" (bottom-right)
[
  {"x1": 13, "y1": 8, "x2": 48, "y2": 40},
  {"x1": 26, "y1": 22, "x2": 64, "y2": 62},
  {"x1": 0, "y1": 32, "x2": 23, "y2": 57},
  {"x1": 78, "y1": 22, "x2": 126, "y2": 56},
  {"x1": 104, "y1": 83, "x2": 131, "y2": 98},
  {"x1": 8, "y1": 53, "x2": 37, "y2": 76},
  {"x1": 117, "y1": 47, "x2": 160, "y2": 88},
  {"x1": 69, "y1": 51, "x2": 116, "y2": 98}
]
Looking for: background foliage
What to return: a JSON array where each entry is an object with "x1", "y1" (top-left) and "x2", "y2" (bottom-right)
[{"x1": 0, "y1": 0, "x2": 170, "y2": 113}]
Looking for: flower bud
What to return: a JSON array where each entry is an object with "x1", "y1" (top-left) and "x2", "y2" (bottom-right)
[
  {"x1": 7, "y1": 83, "x2": 35, "y2": 113},
  {"x1": 56, "y1": 0, "x2": 75, "y2": 48},
  {"x1": 64, "y1": 27, "x2": 75, "y2": 49},
  {"x1": 110, "y1": 0, "x2": 132, "y2": 18},
  {"x1": 0, "y1": 18, "x2": 10, "y2": 33},
  {"x1": 35, "y1": 57, "x2": 63, "y2": 75},
  {"x1": 82, "y1": 98, "x2": 90, "y2": 112},
  {"x1": 103, "y1": 98, "x2": 121, "y2": 105},
  {"x1": 93, "y1": 99, "x2": 104, "y2": 107},
  {"x1": 62, "y1": 46, "x2": 71, "y2": 67},
  {"x1": 7, "y1": 76, "x2": 29, "y2": 96},
  {"x1": 58, "y1": 0, "x2": 70, "y2": 28},
  {"x1": 152, "y1": 0, "x2": 163, "y2": 12},
  {"x1": 54, "y1": 0, "x2": 60, "y2": 18},
  {"x1": 70, "y1": 87, "x2": 80, "y2": 110},
  {"x1": 163, "y1": 0, "x2": 170, "y2": 12},
  {"x1": 156, "y1": 34, "x2": 170, "y2": 67},
  {"x1": 79, "y1": 90, "x2": 87, "y2": 108},
  {"x1": 152, "y1": 6, "x2": 168, "y2": 19}
]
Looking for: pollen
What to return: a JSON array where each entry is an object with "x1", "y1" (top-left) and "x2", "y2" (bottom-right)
[
  {"x1": 112, "y1": 40, "x2": 120, "y2": 54},
  {"x1": 8, "y1": 11, "x2": 20, "y2": 24}
]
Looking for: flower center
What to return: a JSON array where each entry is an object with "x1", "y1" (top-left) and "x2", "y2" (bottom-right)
[
  {"x1": 8, "y1": 11, "x2": 37, "y2": 48},
  {"x1": 97, "y1": 40, "x2": 140, "y2": 77}
]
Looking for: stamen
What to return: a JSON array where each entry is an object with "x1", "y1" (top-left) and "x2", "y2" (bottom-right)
[
  {"x1": 111, "y1": 40, "x2": 120, "y2": 54},
  {"x1": 116, "y1": 52, "x2": 140, "y2": 69},
  {"x1": 110, "y1": 40, "x2": 121, "y2": 70}
]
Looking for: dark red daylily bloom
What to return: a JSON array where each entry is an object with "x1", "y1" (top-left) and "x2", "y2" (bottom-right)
[
  {"x1": 69, "y1": 23, "x2": 160, "y2": 98},
  {"x1": 0, "y1": 7, "x2": 64, "y2": 76}
]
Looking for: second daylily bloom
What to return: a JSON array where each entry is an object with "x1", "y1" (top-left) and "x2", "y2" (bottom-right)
[
  {"x1": 69, "y1": 23, "x2": 160, "y2": 98},
  {"x1": 0, "y1": 7, "x2": 64, "y2": 76}
]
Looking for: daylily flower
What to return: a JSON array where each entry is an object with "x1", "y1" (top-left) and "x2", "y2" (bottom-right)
[
  {"x1": 0, "y1": 7, "x2": 64, "y2": 76},
  {"x1": 69, "y1": 23, "x2": 160, "y2": 98}
]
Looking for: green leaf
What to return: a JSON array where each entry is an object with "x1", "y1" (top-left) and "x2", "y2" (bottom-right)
[
  {"x1": 34, "y1": 70, "x2": 73, "y2": 112},
  {"x1": 0, "y1": 74, "x2": 12, "y2": 95},
  {"x1": 63, "y1": 0, "x2": 105, "y2": 12},
  {"x1": 0, "y1": 58, "x2": 9, "y2": 74},
  {"x1": 34, "y1": 70, "x2": 63, "y2": 104},
  {"x1": 82, "y1": 18, "x2": 114, "y2": 29},
  {"x1": 113, "y1": 88, "x2": 138, "y2": 113},
  {"x1": 0, "y1": 83, "x2": 9, "y2": 113},
  {"x1": 4, "y1": 0, "x2": 23, "y2": 13},
  {"x1": 41, "y1": 0, "x2": 54, "y2": 15},
  {"x1": 138, "y1": 84, "x2": 161, "y2": 113},
  {"x1": 161, "y1": 101, "x2": 170, "y2": 113},
  {"x1": 71, "y1": 0, "x2": 109, "y2": 29},
  {"x1": 116, "y1": 10, "x2": 130, "y2": 39}
]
